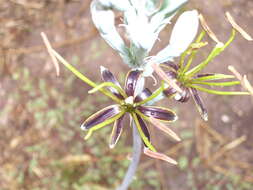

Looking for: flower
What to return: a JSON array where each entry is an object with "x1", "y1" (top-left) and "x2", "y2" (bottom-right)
[
  {"x1": 39, "y1": 38, "x2": 181, "y2": 164},
  {"x1": 152, "y1": 29, "x2": 249, "y2": 121},
  {"x1": 81, "y1": 66, "x2": 180, "y2": 164},
  {"x1": 159, "y1": 61, "x2": 209, "y2": 121},
  {"x1": 91, "y1": 0, "x2": 198, "y2": 70},
  {"x1": 142, "y1": 9, "x2": 199, "y2": 77}
]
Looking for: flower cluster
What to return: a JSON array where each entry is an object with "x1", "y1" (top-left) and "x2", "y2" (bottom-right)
[
  {"x1": 42, "y1": 0, "x2": 252, "y2": 173},
  {"x1": 40, "y1": 0, "x2": 253, "y2": 190}
]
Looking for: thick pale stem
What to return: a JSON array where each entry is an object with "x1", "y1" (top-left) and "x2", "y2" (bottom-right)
[{"x1": 116, "y1": 122, "x2": 142, "y2": 190}]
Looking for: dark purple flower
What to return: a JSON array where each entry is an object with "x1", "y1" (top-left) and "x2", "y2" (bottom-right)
[
  {"x1": 159, "y1": 61, "x2": 209, "y2": 121},
  {"x1": 81, "y1": 66, "x2": 180, "y2": 164}
]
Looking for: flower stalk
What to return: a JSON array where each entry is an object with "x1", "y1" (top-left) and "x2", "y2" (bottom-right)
[{"x1": 116, "y1": 122, "x2": 142, "y2": 190}]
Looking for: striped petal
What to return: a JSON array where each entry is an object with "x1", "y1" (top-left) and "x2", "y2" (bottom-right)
[
  {"x1": 100, "y1": 66, "x2": 124, "y2": 99},
  {"x1": 109, "y1": 114, "x2": 125, "y2": 149},
  {"x1": 151, "y1": 63, "x2": 182, "y2": 93},
  {"x1": 165, "y1": 70, "x2": 178, "y2": 79},
  {"x1": 134, "y1": 77, "x2": 145, "y2": 97},
  {"x1": 189, "y1": 88, "x2": 208, "y2": 121},
  {"x1": 163, "y1": 87, "x2": 177, "y2": 98},
  {"x1": 134, "y1": 88, "x2": 152, "y2": 103},
  {"x1": 124, "y1": 70, "x2": 142, "y2": 96},
  {"x1": 160, "y1": 61, "x2": 179, "y2": 71},
  {"x1": 81, "y1": 105, "x2": 121, "y2": 130},
  {"x1": 136, "y1": 114, "x2": 151, "y2": 147},
  {"x1": 174, "y1": 87, "x2": 190, "y2": 102},
  {"x1": 137, "y1": 106, "x2": 177, "y2": 122}
]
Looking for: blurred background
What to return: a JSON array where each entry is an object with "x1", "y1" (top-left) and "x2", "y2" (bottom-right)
[{"x1": 1, "y1": 0, "x2": 253, "y2": 189}]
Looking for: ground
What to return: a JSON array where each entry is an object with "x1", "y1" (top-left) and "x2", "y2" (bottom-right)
[{"x1": 0, "y1": 0, "x2": 253, "y2": 189}]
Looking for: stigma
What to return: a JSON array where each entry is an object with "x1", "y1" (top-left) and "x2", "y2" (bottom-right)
[{"x1": 124, "y1": 96, "x2": 134, "y2": 104}]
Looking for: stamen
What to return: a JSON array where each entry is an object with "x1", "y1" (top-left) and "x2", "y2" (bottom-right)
[
  {"x1": 228, "y1": 65, "x2": 253, "y2": 96},
  {"x1": 151, "y1": 63, "x2": 182, "y2": 93},
  {"x1": 228, "y1": 65, "x2": 242, "y2": 81},
  {"x1": 143, "y1": 148, "x2": 178, "y2": 165},
  {"x1": 225, "y1": 12, "x2": 253, "y2": 41},
  {"x1": 125, "y1": 96, "x2": 134, "y2": 104},
  {"x1": 100, "y1": 65, "x2": 107, "y2": 74},
  {"x1": 191, "y1": 41, "x2": 208, "y2": 50},
  {"x1": 149, "y1": 117, "x2": 181, "y2": 141},
  {"x1": 199, "y1": 14, "x2": 223, "y2": 45},
  {"x1": 243, "y1": 75, "x2": 253, "y2": 95},
  {"x1": 174, "y1": 93, "x2": 182, "y2": 101}
]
